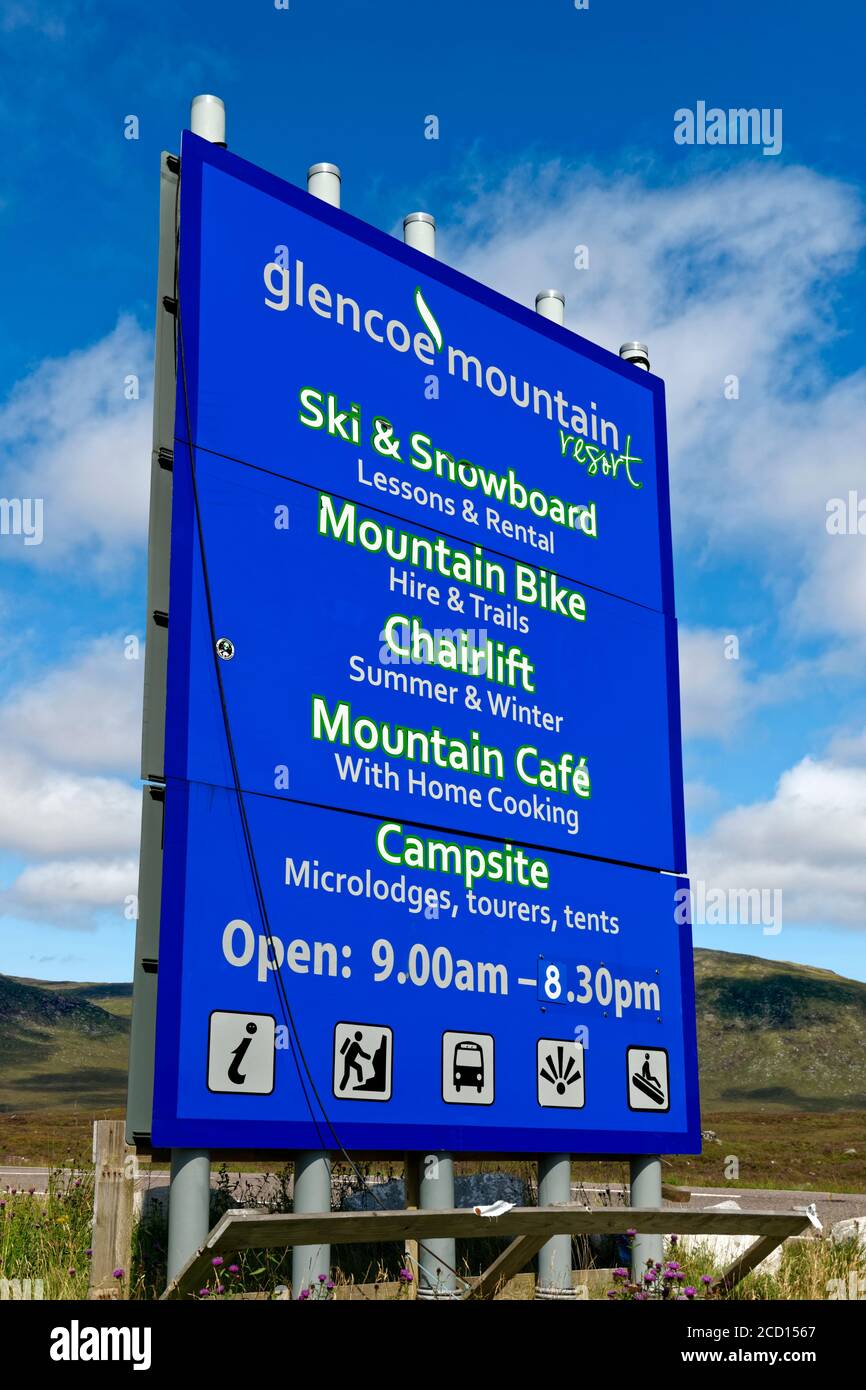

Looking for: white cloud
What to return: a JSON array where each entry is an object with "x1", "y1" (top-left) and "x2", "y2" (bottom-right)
[
  {"x1": 0, "y1": 639, "x2": 142, "y2": 926},
  {"x1": 1, "y1": 856, "x2": 138, "y2": 926},
  {"x1": 445, "y1": 161, "x2": 866, "y2": 645},
  {"x1": 678, "y1": 627, "x2": 752, "y2": 737},
  {"x1": 690, "y1": 746, "x2": 866, "y2": 926},
  {"x1": 0, "y1": 748, "x2": 139, "y2": 856},
  {"x1": 1, "y1": 634, "x2": 143, "y2": 773},
  {"x1": 683, "y1": 778, "x2": 720, "y2": 815},
  {"x1": 0, "y1": 315, "x2": 151, "y2": 575},
  {"x1": 676, "y1": 626, "x2": 825, "y2": 739}
]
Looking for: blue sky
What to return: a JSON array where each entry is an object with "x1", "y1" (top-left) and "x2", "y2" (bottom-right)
[{"x1": 1, "y1": 0, "x2": 865, "y2": 982}]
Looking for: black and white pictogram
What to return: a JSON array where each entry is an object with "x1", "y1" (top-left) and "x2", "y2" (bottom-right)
[
  {"x1": 207, "y1": 1011, "x2": 276, "y2": 1095},
  {"x1": 537, "y1": 1038, "x2": 585, "y2": 1109},
  {"x1": 442, "y1": 1031, "x2": 494, "y2": 1105},
  {"x1": 333, "y1": 1022, "x2": 393, "y2": 1101},
  {"x1": 627, "y1": 1046, "x2": 670, "y2": 1111}
]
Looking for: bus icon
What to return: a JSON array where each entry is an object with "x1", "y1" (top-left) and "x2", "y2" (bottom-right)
[
  {"x1": 442, "y1": 1031, "x2": 494, "y2": 1105},
  {"x1": 453, "y1": 1040, "x2": 485, "y2": 1094}
]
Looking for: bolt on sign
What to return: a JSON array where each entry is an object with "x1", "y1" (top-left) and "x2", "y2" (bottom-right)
[{"x1": 145, "y1": 131, "x2": 699, "y2": 1154}]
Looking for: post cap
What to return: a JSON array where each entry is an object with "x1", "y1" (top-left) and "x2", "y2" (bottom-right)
[
  {"x1": 403, "y1": 212, "x2": 436, "y2": 228},
  {"x1": 307, "y1": 162, "x2": 341, "y2": 180},
  {"x1": 190, "y1": 94, "x2": 226, "y2": 146},
  {"x1": 535, "y1": 290, "x2": 565, "y2": 307},
  {"x1": 619, "y1": 341, "x2": 650, "y2": 369}
]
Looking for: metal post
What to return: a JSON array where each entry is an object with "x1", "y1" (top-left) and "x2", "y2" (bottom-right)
[
  {"x1": 190, "y1": 94, "x2": 226, "y2": 146},
  {"x1": 167, "y1": 1149, "x2": 211, "y2": 1285},
  {"x1": 403, "y1": 208, "x2": 457, "y2": 1300},
  {"x1": 417, "y1": 1153, "x2": 457, "y2": 1298},
  {"x1": 536, "y1": 1154, "x2": 573, "y2": 1298},
  {"x1": 280, "y1": 156, "x2": 343, "y2": 1302},
  {"x1": 292, "y1": 1151, "x2": 332, "y2": 1296},
  {"x1": 307, "y1": 162, "x2": 341, "y2": 207},
  {"x1": 618, "y1": 340, "x2": 664, "y2": 1285},
  {"x1": 403, "y1": 211, "x2": 436, "y2": 256},
  {"x1": 533, "y1": 287, "x2": 575, "y2": 1300},
  {"x1": 162, "y1": 95, "x2": 231, "y2": 1289},
  {"x1": 629, "y1": 1154, "x2": 664, "y2": 1282}
]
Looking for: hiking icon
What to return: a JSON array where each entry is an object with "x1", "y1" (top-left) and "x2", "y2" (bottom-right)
[
  {"x1": 627, "y1": 1046, "x2": 670, "y2": 1112},
  {"x1": 333, "y1": 1023, "x2": 393, "y2": 1101}
]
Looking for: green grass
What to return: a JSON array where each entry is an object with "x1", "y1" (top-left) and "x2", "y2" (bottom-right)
[
  {"x1": 0, "y1": 1165, "x2": 95, "y2": 1299},
  {"x1": 3, "y1": 1157, "x2": 864, "y2": 1301}
]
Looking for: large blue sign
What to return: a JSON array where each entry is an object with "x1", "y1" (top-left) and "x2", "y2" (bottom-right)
[
  {"x1": 152, "y1": 781, "x2": 699, "y2": 1153},
  {"x1": 166, "y1": 448, "x2": 685, "y2": 871},
  {"x1": 176, "y1": 134, "x2": 675, "y2": 615},
  {"x1": 149, "y1": 132, "x2": 699, "y2": 1154}
]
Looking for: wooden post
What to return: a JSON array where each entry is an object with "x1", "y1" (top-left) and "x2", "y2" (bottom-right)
[
  {"x1": 404, "y1": 1154, "x2": 420, "y2": 1299},
  {"x1": 89, "y1": 1119, "x2": 136, "y2": 1300}
]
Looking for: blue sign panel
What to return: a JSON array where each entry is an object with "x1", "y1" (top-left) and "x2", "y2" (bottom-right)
[
  {"x1": 165, "y1": 447, "x2": 686, "y2": 871},
  {"x1": 147, "y1": 131, "x2": 698, "y2": 1154},
  {"x1": 152, "y1": 780, "x2": 700, "y2": 1153},
  {"x1": 176, "y1": 133, "x2": 675, "y2": 615}
]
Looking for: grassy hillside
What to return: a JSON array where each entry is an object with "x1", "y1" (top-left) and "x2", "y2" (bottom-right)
[
  {"x1": 0, "y1": 975, "x2": 130, "y2": 1115},
  {"x1": 1, "y1": 948, "x2": 864, "y2": 1122},
  {"x1": 694, "y1": 949, "x2": 866, "y2": 1111}
]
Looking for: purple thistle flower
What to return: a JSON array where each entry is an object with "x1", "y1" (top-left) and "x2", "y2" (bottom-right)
[
  {"x1": 211, "y1": 1256, "x2": 224, "y2": 1268},
  {"x1": 318, "y1": 1273, "x2": 327, "y2": 1283},
  {"x1": 298, "y1": 1288, "x2": 311, "y2": 1300},
  {"x1": 215, "y1": 1284, "x2": 225, "y2": 1295},
  {"x1": 626, "y1": 1228, "x2": 637, "y2": 1237},
  {"x1": 644, "y1": 1269, "x2": 657, "y2": 1283},
  {"x1": 228, "y1": 1264, "x2": 240, "y2": 1274},
  {"x1": 684, "y1": 1286, "x2": 696, "y2": 1298},
  {"x1": 606, "y1": 1289, "x2": 617, "y2": 1299},
  {"x1": 398, "y1": 1268, "x2": 414, "y2": 1282},
  {"x1": 612, "y1": 1267, "x2": 629, "y2": 1280},
  {"x1": 670, "y1": 1234, "x2": 678, "y2": 1246},
  {"x1": 701, "y1": 1274, "x2": 713, "y2": 1285},
  {"x1": 199, "y1": 1288, "x2": 210, "y2": 1297},
  {"x1": 112, "y1": 1268, "x2": 124, "y2": 1279}
]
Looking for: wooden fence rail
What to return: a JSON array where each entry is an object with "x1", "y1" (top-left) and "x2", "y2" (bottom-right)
[{"x1": 162, "y1": 1204, "x2": 810, "y2": 1301}]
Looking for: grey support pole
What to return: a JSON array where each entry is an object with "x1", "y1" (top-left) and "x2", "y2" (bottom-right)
[
  {"x1": 282, "y1": 161, "x2": 348, "y2": 1301},
  {"x1": 291, "y1": 1151, "x2": 333, "y2": 1295},
  {"x1": 533, "y1": 288, "x2": 575, "y2": 1300},
  {"x1": 167, "y1": 1149, "x2": 211, "y2": 1285},
  {"x1": 536, "y1": 1153, "x2": 573, "y2": 1297},
  {"x1": 629, "y1": 1153, "x2": 664, "y2": 1281},
  {"x1": 418, "y1": 1153, "x2": 458, "y2": 1298},
  {"x1": 164, "y1": 95, "x2": 234, "y2": 1290},
  {"x1": 404, "y1": 207, "x2": 458, "y2": 1300},
  {"x1": 620, "y1": 339, "x2": 664, "y2": 1286}
]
